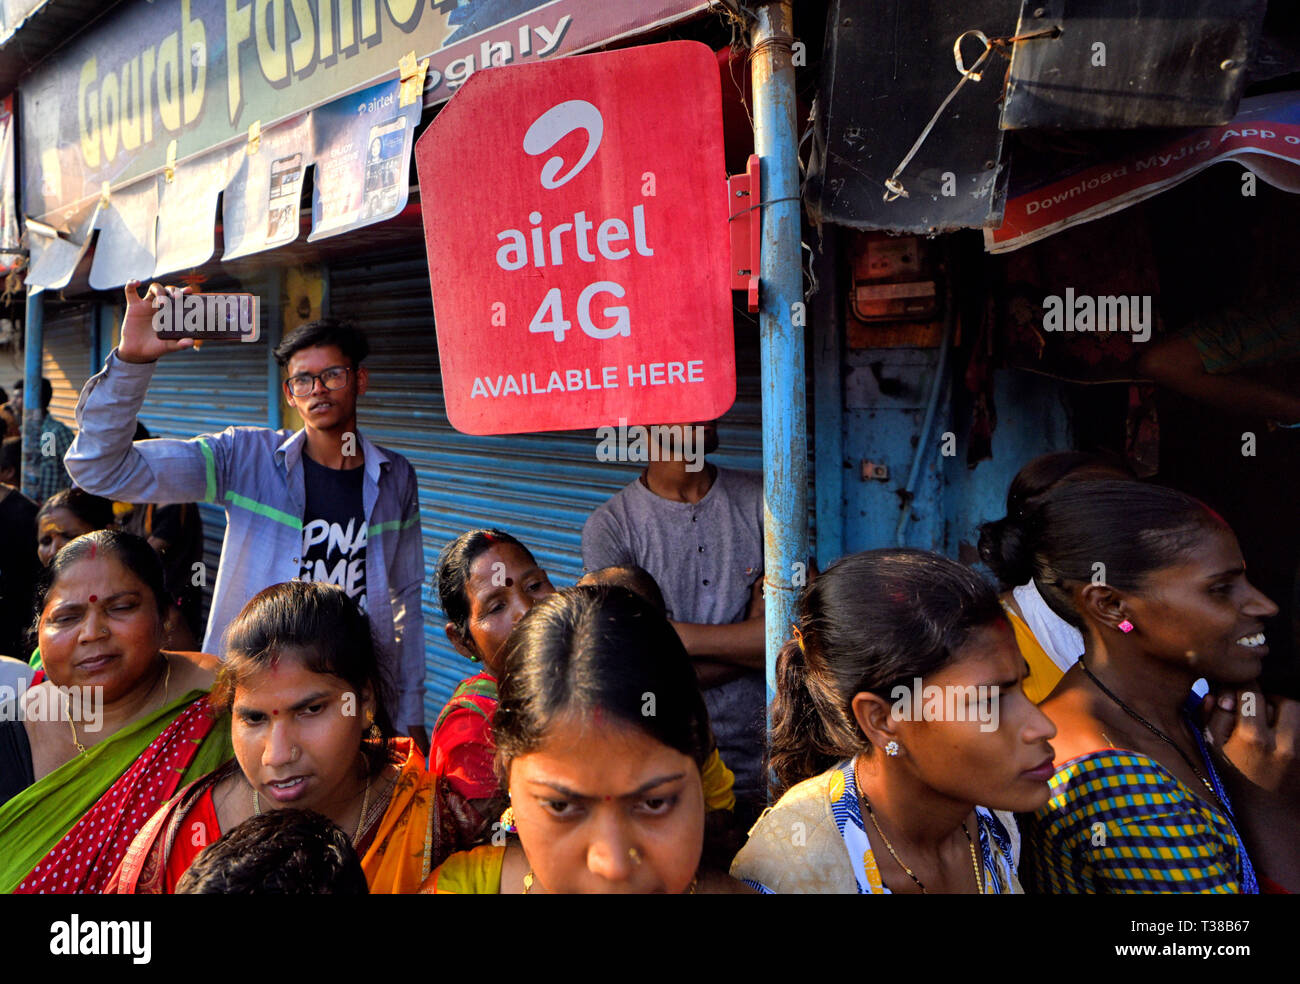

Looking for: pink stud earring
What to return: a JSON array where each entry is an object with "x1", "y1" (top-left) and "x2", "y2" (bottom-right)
[{"x1": 1118, "y1": 619, "x2": 1134, "y2": 634}]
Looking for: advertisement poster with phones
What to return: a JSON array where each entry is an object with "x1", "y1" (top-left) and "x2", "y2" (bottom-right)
[
  {"x1": 221, "y1": 115, "x2": 313, "y2": 260},
  {"x1": 309, "y1": 79, "x2": 421, "y2": 241},
  {"x1": 217, "y1": 78, "x2": 420, "y2": 260},
  {"x1": 19, "y1": 0, "x2": 710, "y2": 289}
]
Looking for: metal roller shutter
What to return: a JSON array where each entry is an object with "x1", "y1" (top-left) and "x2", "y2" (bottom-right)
[
  {"x1": 41, "y1": 303, "x2": 95, "y2": 429},
  {"x1": 329, "y1": 246, "x2": 772, "y2": 723}
]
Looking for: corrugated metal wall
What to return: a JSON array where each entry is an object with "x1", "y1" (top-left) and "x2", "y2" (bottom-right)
[
  {"x1": 40, "y1": 303, "x2": 95, "y2": 428},
  {"x1": 329, "y1": 246, "x2": 773, "y2": 723}
]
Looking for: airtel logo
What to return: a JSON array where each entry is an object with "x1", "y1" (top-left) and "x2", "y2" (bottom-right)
[{"x1": 523, "y1": 99, "x2": 603, "y2": 189}]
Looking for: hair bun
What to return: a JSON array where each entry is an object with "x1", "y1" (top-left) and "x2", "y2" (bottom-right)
[{"x1": 977, "y1": 515, "x2": 1033, "y2": 588}]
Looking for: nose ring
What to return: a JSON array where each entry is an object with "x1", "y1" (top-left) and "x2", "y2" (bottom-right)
[{"x1": 628, "y1": 847, "x2": 642, "y2": 865}]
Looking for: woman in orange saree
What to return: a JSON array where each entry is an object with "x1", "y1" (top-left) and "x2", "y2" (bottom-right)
[{"x1": 110, "y1": 581, "x2": 460, "y2": 894}]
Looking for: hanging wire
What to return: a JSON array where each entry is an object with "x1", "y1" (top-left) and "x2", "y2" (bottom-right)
[{"x1": 882, "y1": 26, "x2": 1059, "y2": 203}]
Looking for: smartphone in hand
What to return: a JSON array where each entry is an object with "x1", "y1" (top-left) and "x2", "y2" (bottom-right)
[{"x1": 152, "y1": 291, "x2": 261, "y2": 343}]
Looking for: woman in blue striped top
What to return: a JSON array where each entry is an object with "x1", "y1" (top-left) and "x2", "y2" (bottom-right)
[{"x1": 732, "y1": 549, "x2": 1058, "y2": 894}]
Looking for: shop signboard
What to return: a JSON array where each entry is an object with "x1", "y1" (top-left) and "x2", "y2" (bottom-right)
[
  {"x1": 20, "y1": 0, "x2": 710, "y2": 225},
  {"x1": 416, "y1": 42, "x2": 735, "y2": 436},
  {"x1": 17, "y1": 0, "x2": 711, "y2": 288}
]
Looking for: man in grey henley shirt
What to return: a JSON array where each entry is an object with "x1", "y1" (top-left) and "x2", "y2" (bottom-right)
[{"x1": 582, "y1": 421, "x2": 766, "y2": 822}]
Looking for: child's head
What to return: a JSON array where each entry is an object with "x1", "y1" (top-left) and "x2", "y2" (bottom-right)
[
  {"x1": 175, "y1": 808, "x2": 368, "y2": 894},
  {"x1": 575, "y1": 565, "x2": 667, "y2": 616}
]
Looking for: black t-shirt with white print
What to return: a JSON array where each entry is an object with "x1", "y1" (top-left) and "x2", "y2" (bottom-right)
[{"x1": 300, "y1": 454, "x2": 367, "y2": 611}]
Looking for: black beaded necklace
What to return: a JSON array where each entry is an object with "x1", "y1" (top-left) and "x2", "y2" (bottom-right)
[{"x1": 1078, "y1": 658, "x2": 1226, "y2": 811}]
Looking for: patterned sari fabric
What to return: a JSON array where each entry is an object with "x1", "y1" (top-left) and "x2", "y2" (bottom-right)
[
  {"x1": 1023, "y1": 746, "x2": 1259, "y2": 894},
  {"x1": 429, "y1": 672, "x2": 504, "y2": 851},
  {"x1": 732, "y1": 759, "x2": 1022, "y2": 894},
  {"x1": 0, "y1": 690, "x2": 231, "y2": 895},
  {"x1": 431, "y1": 672, "x2": 499, "y2": 794},
  {"x1": 110, "y1": 738, "x2": 451, "y2": 894}
]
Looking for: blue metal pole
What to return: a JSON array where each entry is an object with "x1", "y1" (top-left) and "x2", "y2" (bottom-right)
[
  {"x1": 751, "y1": 1, "x2": 808, "y2": 719},
  {"x1": 21, "y1": 290, "x2": 44, "y2": 499}
]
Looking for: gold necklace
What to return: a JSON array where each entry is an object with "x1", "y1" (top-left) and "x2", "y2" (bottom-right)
[
  {"x1": 254, "y1": 772, "x2": 371, "y2": 844},
  {"x1": 859, "y1": 792, "x2": 983, "y2": 894},
  {"x1": 66, "y1": 653, "x2": 170, "y2": 756}
]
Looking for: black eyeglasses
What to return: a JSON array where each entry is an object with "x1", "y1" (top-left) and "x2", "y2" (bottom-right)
[{"x1": 286, "y1": 365, "x2": 351, "y2": 397}]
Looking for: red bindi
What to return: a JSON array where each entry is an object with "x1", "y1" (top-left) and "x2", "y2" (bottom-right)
[
  {"x1": 272, "y1": 710, "x2": 278, "y2": 715},
  {"x1": 88, "y1": 595, "x2": 97, "y2": 603}
]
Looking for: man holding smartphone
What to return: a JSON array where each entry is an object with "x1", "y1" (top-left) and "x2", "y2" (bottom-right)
[{"x1": 65, "y1": 282, "x2": 429, "y2": 751}]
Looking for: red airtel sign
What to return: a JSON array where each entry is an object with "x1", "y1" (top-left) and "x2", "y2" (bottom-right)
[{"x1": 415, "y1": 41, "x2": 735, "y2": 435}]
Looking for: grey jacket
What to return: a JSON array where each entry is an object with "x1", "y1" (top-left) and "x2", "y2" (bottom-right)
[{"x1": 65, "y1": 350, "x2": 426, "y2": 730}]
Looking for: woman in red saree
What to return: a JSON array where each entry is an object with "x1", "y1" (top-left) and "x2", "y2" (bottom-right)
[
  {"x1": 430, "y1": 529, "x2": 557, "y2": 848},
  {"x1": 110, "y1": 581, "x2": 454, "y2": 894},
  {"x1": 0, "y1": 530, "x2": 231, "y2": 894}
]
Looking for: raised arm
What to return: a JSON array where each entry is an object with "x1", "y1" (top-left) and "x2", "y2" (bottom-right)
[{"x1": 65, "y1": 282, "x2": 226, "y2": 506}]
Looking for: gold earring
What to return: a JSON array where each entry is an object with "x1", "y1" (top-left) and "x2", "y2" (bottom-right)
[{"x1": 500, "y1": 805, "x2": 517, "y2": 832}]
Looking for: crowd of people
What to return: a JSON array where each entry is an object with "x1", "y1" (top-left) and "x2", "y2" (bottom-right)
[{"x1": 0, "y1": 282, "x2": 1296, "y2": 894}]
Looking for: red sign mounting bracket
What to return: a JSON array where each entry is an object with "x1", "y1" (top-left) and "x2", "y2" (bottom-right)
[{"x1": 728, "y1": 154, "x2": 761, "y2": 313}]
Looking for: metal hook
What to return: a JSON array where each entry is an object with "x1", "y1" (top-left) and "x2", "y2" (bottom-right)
[{"x1": 953, "y1": 30, "x2": 993, "y2": 82}]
